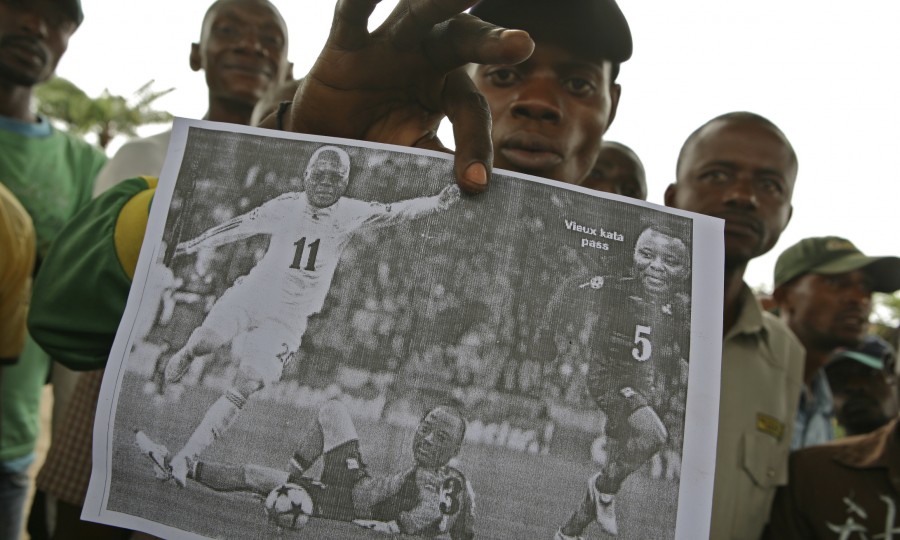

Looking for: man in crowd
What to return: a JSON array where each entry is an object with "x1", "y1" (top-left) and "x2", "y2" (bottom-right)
[
  {"x1": 465, "y1": 0, "x2": 628, "y2": 186},
  {"x1": 772, "y1": 236, "x2": 900, "y2": 449},
  {"x1": 138, "y1": 400, "x2": 475, "y2": 538},
  {"x1": 664, "y1": 111, "x2": 805, "y2": 539},
  {"x1": 27, "y1": 0, "x2": 645, "y2": 535},
  {"x1": 0, "y1": 1, "x2": 107, "y2": 537},
  {"x1": 92, "y1": 0, "x2": 291, "y2": 196},
  {"x1": 764, "y1": 343, "x2": 899, "y2": 538},
  {"x1": 826, "y1": 335, "x2": 898, "y2": 437},
  {"x1": 581, "y1": 140, "x2": 647, "y2": 200},
  {"x1": 27, "y1": 1, "x2": 291, "y2": 538}
]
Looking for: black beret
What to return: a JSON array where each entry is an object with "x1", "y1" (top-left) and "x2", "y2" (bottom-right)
[{"x1": 470, "y1": 0, "x2": 632, "y2": 63}]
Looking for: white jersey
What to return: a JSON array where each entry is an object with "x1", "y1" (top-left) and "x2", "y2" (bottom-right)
[{"x1": 181, "y1": 191, "x2": 446, "y2": 319}]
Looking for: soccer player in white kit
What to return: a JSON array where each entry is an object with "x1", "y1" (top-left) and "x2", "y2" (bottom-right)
[{"x1": 158, "y1": 145, "x2": 460, "y2": 485}]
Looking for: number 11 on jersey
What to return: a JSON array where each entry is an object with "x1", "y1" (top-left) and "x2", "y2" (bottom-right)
[{"x1": 290, "y1": 237, "x2": 320, "y2": 271}]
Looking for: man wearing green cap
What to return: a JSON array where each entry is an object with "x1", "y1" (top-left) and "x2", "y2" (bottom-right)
[
  {"x1": 772, "y1": 236, "x2": 900, "y2": 449},
  {"x1": 826, "y1": 335, "x2": 898, "y2": 437},
  {"x1": 0, "y1": 1, "x2": 106, "y2": 538},
  {"x1": 764, "y1": 339, "x2": 900, "y2": 539}
]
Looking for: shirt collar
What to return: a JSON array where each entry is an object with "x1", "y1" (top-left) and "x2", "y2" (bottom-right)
[
  {"x1": 801, "y1": 369, "x2": 834, "y2": 416},
  {"x1": 0, "y1": 114, "x2": 53, "y2": 138},
  {"x1": 725, "y1": 283, "x2": 766, "y2": 340},
  {"x1": 833, "y1": 418, "x2": 900, "y2": 480}
]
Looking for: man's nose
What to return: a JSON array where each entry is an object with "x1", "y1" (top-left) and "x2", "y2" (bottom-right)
[
  {"x1": 510, "y1": 78, "x2": 562, "y2": 124},
  {"x1": 723, "y1": 172, "x2": 759, "y2": 210}
]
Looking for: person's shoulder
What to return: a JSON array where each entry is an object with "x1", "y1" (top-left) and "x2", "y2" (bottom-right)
[
  {"x1": 787, "y1": 436, "x2": 852, "y2": 480},
  {"x1": 50, "y1": 127, "x2": 107, "y2": 161},
  {"x1": 266, "y1": 191, "x2": 303, "y2": 207},
  {"x1": 762, "y1": 310, "x2": 804, "y2": 354},
  {"x1": 115, "y1": 130, "x2": 170, "y2": 153}
]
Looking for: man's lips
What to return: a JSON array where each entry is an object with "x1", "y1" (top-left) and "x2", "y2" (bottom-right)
[
  {"x1": 2, "y1": 38, "x2": 48, "y2": 68},
  {"x1": 834, "y1": 310, "x2": 869, "y2": 329},
  {"x1": 643, "y1": 275, "x2": 666, "y2": 289},
  {"x1": 498, "y1": 133, "x2": 562, "y2": 172},
  {"x1": 718, "y1": 213, "x2": 763, "y2": 237},
  {"x1": 222, "y1": 63, "x2": 272, "y2": 78}
]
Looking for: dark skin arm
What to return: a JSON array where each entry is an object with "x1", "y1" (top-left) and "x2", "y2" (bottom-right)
[{"x1": 261, "y1": 0, "x2": 534, "y2": 193}]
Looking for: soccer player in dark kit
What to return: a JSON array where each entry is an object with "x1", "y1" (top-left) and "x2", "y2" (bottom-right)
[{"x1": 557, "y1": 219, "x2": 691, "y2": 539}]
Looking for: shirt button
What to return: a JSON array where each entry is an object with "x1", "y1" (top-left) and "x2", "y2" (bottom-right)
[{"x1": 767, "y1": 468, "x2": 775, "y2": 478}]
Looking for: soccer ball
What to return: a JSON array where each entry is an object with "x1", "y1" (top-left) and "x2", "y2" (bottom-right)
[{"x1": 264, "y1": 483, "x2": 314, "y2": 530}]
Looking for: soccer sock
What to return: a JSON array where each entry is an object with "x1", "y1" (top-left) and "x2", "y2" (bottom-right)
[
  {"x1": 163, "y1": 347, "x2": 193, "y2": 383},
  {"x1": 193, "y1": 461, "x2": 246, "y2": 492},
  {"x1": 177, "y1": 389, "x2": 246, "y2": 460},
  {"x1": 560, "y1": 490, "x2": 595, "y2": 536}
]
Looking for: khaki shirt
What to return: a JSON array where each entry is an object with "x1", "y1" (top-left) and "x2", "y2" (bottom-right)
[{"x1": 709, "y1": 285, "x2": 804, "y2": 539}]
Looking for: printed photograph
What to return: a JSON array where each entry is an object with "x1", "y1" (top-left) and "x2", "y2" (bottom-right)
[{"x1": 94, "y1": 123, "x2": 700, "y2": 539}]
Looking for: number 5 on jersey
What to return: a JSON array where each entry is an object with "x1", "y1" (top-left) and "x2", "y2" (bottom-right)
[
  {"x1": 632, "y1": 325, "x2": 652, "y2": 361},
  {"x1": 290, "y1": 237, "x2": 320, "y2": 271}
]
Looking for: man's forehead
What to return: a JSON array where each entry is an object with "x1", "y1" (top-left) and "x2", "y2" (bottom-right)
[
  {"x1": 425, "y1": 408, "x2": 461, "y2": 429},
  {"x1": 807, "y1": 269, "x2": 874, "y2": 284},
  {"x1": 639, "y1": 228, "x2": 683, "y2": 246},
  {"x1": 203, "y1": 0, "x2": 285, "y2": 33},
  {"x1": 682, "y1": 121, "x2": 796, "y2": 180},
  {"x1": 312, "y1": 151, "x2": 345, "y2": 168}
]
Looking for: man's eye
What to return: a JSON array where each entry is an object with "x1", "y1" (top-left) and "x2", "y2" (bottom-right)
[
  {"x1": 215, "y1": 25, "x2": 240, "y2": 37},
  {"x1": 757, "y1": 177, "x2": 783, "y2": 194},
  {"x1": 563, "y1": 78, "x2": 595, "y2": 96},
  {"x1": 263, "y1": 36, "x2": 283, "y2": 49},
  {"x1": 701, "y1": 170, "x2": 731, "y2": 183},
  {"x1": 487, "y1": 69, "x2": 518, "y2": 86}
]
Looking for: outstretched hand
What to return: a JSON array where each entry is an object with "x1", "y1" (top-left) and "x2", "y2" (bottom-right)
[{"x1": 283, "y1": 0, "x2": 534, "y2": 193}]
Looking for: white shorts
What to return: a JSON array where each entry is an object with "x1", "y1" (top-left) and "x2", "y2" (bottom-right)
[{"x1": 202, "y1": 284, "x2": 309, "y2": 384}]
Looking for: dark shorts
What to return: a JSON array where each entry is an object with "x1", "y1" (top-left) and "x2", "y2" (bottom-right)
[
  {"x1": 314, "y1": 440, "x2": 370, "y2": 522},
  {"x1": 592, "y1": 384, "x2": 651, "y2": 439}
]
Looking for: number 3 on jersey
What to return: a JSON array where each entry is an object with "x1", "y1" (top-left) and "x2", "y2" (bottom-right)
[
  {"x1": 632, "y1": 325, "x2": 652, "y2": 361},
  {"x1": 289, "y1": 237, "x2": 320, "y2": 271}
]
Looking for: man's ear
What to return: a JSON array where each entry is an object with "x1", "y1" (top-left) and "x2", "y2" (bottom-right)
[
  {"x1": 604, "y1": 82, "x2": 621, "y2": 133},
  {"x1": 772, "y1": 285, "x2": 791, "y2": 311},
  {"x1": 663, "y1": 183, "x2": 677, "y2": 208},
  {"x1": 190, "y1": 42, "x2": 202, "y2": 73}
]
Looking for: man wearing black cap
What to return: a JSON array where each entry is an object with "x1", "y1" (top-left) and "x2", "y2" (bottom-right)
[
  {"x1": 467, "y1": 0, "x2": 630, "y2": 186},
  {"x1": 0, "y1": 1, "x2": 106, "y2": 538},
  {"x1": 826, "y1": 335, "x2": 898, "y2": 437},
  {"x1": 772, "y1": 236, "x2": 900, "y2": 449},
  {"x1": 764, "y1": 344, "x2": 899, "y2": 539},
  {"x1": 273, "y1": 0, "x2": 630, "y2": 193}
]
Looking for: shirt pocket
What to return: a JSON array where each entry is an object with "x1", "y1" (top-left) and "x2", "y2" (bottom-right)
[{"x1": 731, "y1": 430, "x2": 789, "y2": 539}]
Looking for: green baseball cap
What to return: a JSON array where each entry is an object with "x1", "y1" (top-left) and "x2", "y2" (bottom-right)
[
  {"x1": 829, "y1": 335, "x2": 896, "y2": 371},
  {"x1": 773, "y1": 236, "x2": 900, "y2": 292}
]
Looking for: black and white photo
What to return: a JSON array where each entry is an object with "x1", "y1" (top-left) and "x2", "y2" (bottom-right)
[{"x1": 84, "y1": 119, "x2": 722, "y2": 540}]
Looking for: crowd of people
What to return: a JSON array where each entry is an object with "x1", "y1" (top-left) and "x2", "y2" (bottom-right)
[{"x1": 1, "y1": 0, "x2": 899, "y2": 539}]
